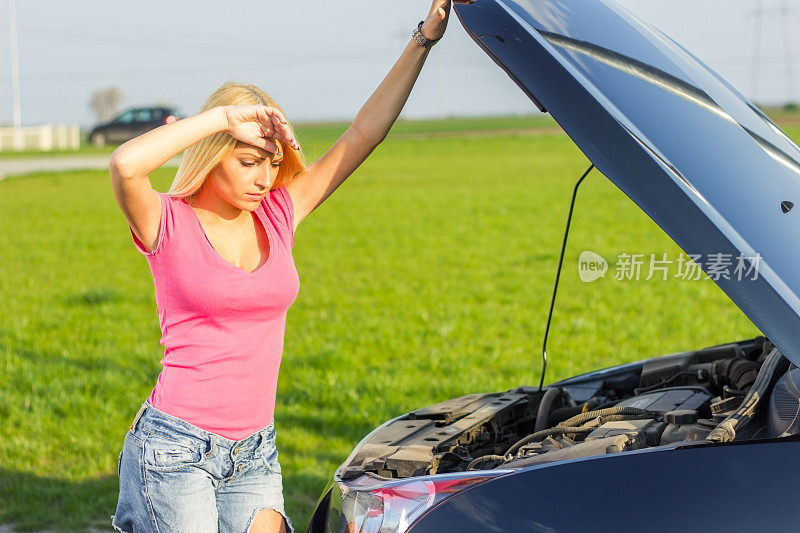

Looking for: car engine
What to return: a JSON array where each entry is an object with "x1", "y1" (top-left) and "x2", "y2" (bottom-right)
[{"x1": 337, "y1": 336, "x2": 799, "y2": 480}]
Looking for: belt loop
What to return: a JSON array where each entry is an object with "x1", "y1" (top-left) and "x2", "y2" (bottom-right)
[
  {"x1": 130, "y1": 403, "x2": 147, "y2": 433},
  {"x1": 207, "y1": 435, "x2": 216, "y2": 457}
]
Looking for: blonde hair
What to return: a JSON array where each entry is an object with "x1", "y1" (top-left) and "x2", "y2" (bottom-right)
[{"x1": 168, "y1": 81, "x2": 306, "y2": 198}]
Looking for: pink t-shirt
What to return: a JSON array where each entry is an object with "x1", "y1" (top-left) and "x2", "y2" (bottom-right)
[{"x1": 130, "y1": 186, "x2": 299, "y2": 441}]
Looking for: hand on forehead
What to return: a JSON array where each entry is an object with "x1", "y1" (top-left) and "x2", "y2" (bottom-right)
[{"x1": 235, "y1": 141, "x2": 284, "y2": 160}]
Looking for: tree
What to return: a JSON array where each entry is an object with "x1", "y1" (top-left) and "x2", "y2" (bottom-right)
[{"x1": 89, "y1": 87, "x2": 123, "y2": 123}]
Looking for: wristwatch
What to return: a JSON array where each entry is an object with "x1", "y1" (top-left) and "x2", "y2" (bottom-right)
[{"x1": 412, "y1": 20, "x2": 440, "y2": 48}]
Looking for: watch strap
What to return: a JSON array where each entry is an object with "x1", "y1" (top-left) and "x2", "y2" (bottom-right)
[{"x1": 412, "y1": 20, "x2": 439, "y2": 48}]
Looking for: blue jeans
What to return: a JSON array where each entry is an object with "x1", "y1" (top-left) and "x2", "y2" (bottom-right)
[{"x1": 111, "y1": 400, "x2": 294, "y2": 532}]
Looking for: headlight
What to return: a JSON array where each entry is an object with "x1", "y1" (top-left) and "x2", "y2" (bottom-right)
[{"x1": 333, "y1": 470, "x2": 511, "y2": 532}]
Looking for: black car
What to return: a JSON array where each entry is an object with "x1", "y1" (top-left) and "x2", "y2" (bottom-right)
[
  {"x1": 88, "y1": 106, "x2": 181, "y2": 147},
  {"x1": 306, "y1": 0, "x2": 800, "y2": 531}
]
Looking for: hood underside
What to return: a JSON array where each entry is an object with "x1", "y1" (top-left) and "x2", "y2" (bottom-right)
[{"x1": 454, "y1": 0, "x2": 800, "y2": 366}]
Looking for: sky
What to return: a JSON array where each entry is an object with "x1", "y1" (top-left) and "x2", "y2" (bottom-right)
[{"x1": 0, "y1": 0, "x2": 798, "y2": 129}]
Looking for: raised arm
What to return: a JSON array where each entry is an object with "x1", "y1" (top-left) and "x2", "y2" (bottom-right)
[
  {"x1": 285, "y1": 0, "x2": 467, "y2": 230},
  {"x1": 109, "y1": 105, "x2": 299, "y2": 252}
]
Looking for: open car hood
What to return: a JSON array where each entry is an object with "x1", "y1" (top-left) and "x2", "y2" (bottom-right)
[{"x1": 454, "y1": 0, "x2": 800, "y2": 366}]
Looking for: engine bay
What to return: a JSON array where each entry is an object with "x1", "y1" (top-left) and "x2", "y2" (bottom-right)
[{"x1": 337, "y1": 336, "x2": 800, "y2": 480}]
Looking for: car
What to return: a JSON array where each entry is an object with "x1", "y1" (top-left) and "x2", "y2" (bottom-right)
[
  {"x1": 88, "y1": 106, "x2": 181, "y2": 147},
  {"x1": 305, "y1": 0, "x2": 800, "y2": 531}
]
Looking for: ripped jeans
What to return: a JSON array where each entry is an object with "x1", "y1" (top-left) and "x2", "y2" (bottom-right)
[{"x1": 111, "y1": 400, "x2": 294, "y2": 533}]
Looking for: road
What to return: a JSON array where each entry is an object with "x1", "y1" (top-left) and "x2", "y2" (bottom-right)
[{"x1": 0, "y1": 155, "x2": 181, "y2": 180}]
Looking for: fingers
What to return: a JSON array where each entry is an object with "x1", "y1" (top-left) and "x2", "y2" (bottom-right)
[
  {"x1": 258, "y1": 123, "x2": 296, "y2": 151},
  {"x1": 257, "y1": 106, "x2": 301, "y2": 151},
  {"x1": 431, "y1": 0, "x2": 450, "y2": 14},
  {"x1": 228, "y1": 104, "x2": 301, "y2": 152},
  {"x1": 263, "y1": 138, "x2": 279, "y2": 154}
]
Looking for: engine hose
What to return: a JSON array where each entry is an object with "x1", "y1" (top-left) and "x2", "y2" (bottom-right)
[
  {"x1": 504, "y1": 426, "x2": 594, "y2": 457},
  {"x1": 466, "y1": 455, "x2": 507, "y2": 471},
  {"x1": 547, "y1": 405, "x2": 584, "y2": 425},
  {"x1": 534, "y1": 387, "x2": 563, "y2": 433},
  {"x1": 557, "y1": 406, "x2": 651, "y2": 428},
  {"x1": 504, "y1": 409, "x2": 656, "y2": 458},
  {"x1": 706, "y1": 348, "x2": 789, "y2": 443}
]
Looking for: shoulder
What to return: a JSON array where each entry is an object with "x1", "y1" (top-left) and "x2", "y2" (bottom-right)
[
  {"x1": 130, "y1": 191, "x2": 186, "y2": 256},
  {"x1": 262, "y1": 186, "x2": 295, "y2": 249},
  {"x1": 161, "y1": 191, "x2": 184, "y2": 206},
  {"x1": 265, "y1": 185, "x2": 292, "y2": 208},
  {"x1": 158, "y1": 191, "x2": 188, "y2": 222},
  {"x1": 263, "y1": 186, "x2": 293, "y2": 219}
]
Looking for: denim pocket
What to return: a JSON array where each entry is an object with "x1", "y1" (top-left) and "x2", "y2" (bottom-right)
[{"x1": 143, "y1": 434, "x2": 205, "y2": 472}]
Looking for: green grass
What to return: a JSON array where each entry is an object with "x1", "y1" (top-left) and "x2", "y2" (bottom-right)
[
  {"x1": 2, "y1": 117, "x2": 796, "y2": 531},
  {"x1": 293, "y1": 113, "x2": 558, "y2": 147}
]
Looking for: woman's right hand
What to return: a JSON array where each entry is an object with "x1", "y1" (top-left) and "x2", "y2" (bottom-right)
[{"x1": 223, "y1": 105, "x2": 301, "y2": 153}]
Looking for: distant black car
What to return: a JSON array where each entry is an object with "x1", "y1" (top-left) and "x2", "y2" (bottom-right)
[
  {"x1": 88, "y1": 107, "x2": 181, "y2": 147},
  {"x1": 306, "y1": 0, "x2": 800, "y2": 531}
]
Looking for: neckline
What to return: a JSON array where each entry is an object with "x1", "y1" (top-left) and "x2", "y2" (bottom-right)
[{"x1": 180, "y1": 196, "x2": 274, "y2": 276}]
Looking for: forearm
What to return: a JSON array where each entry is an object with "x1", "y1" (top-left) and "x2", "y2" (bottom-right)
[
  {"x1": 109, "y1": 106, "x2": 228, "y2": 180},
  {"x1": 352, "y1": 38, "x2": 430, "y2": 144}
]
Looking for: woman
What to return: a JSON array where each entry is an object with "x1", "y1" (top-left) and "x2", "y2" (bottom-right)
[{"x1": 110, "y1": 1, "x2": 464, "y2": 532}]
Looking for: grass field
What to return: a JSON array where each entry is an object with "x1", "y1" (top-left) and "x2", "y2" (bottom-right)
[{"x1": 1, "y1": 115, "x2": 795, "y2": 531}]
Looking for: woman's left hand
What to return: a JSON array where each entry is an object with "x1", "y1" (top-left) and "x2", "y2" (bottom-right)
[{"x1": 420, "y1": 0, "x2": 473, "y2": 41}]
